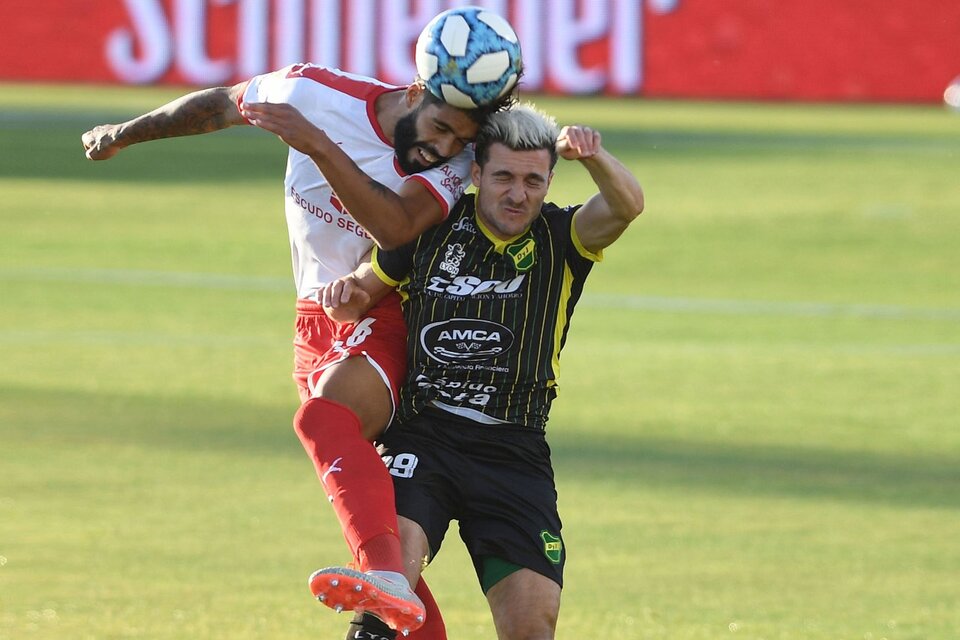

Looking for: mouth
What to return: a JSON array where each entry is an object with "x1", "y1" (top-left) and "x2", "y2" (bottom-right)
[{"x1": 416, "y1": 146, "x2": 443, "y2": 166}]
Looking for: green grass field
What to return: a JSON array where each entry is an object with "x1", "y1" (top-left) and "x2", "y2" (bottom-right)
[{"x1": 2, "y1": 83, "x2": 959, "y2": 639}]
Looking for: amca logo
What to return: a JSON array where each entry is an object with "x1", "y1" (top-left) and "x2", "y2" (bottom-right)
[
  {"x1": 420, "y1": 319, "x2": 515, "y2": 364},
  {"x1": 426, "y1": 274, "x2": 525, "y2": 297}
]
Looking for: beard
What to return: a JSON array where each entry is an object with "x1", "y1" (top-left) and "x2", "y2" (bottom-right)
[{"x1": 393, "y1": 109, "x2": 446, "y2": 174}]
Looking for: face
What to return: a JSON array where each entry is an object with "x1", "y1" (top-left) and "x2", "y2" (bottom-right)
[
  {"x1": 394, "y1": 100, "x2": 479, "y2": 174},
  {"x1": 472, "y1": 143, "x2": 553, "y2": 240}
]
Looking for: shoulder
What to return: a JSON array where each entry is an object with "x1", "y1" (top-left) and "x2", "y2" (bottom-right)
[
  {"x1": 285, "y1": 64, "x2": 401, "y2": 99},
  {"x1": 538, "y1": 201, "x2": 582, "y2": 232},
  {"x1": 250, "y1": 64, "x2": 401, "y2": 104}
]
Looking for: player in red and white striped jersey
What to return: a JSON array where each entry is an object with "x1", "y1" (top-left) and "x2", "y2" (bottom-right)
[{"x1": 82, "y1": 62, "x2": 513, "y2": 637}]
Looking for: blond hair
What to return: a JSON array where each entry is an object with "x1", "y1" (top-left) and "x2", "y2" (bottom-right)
[{"x1": 474, "y1": 103, "x2": 559, "y2": 169}]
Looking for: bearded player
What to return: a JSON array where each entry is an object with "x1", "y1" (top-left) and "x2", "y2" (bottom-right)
[{"x1": 82, "y1": 60, "x2": 513, "y2": 636}]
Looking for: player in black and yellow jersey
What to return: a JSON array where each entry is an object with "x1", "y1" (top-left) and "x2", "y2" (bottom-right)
[{"x1": 316, "y1": 104, "x2": 643, "y2": 640}]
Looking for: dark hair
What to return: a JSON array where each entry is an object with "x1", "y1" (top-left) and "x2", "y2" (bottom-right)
[
  {"x1": 473, "y1": 104, "x2": 560, "y2": 169},
  {"x1": 415, "y1": 65, "x2": 522, "y2": 125}
]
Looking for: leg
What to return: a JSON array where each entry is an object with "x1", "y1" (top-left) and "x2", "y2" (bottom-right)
[
  {"x1": 296, "y1": 358, "x2": 426, "y2": 632},
  {"x1": 295, "y1": 356, "x2": 398, "y2": 564},
  {"x1": 486, "y1": 569, "x2": 561, "y2": 640}
]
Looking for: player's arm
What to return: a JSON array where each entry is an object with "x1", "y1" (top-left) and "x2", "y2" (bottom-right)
[
  {"x1": 240, "y1": 101, "x2": 447, "y2": 249},
  {"x1": 82, "y1": 83, "x2": 249, "y2": 160},
  {"x1": 315, "y1": 259, "x2": 395, "y2": 324},
  {"x1": 560, "y1": 126, "x2": 644, "y2": 252}
]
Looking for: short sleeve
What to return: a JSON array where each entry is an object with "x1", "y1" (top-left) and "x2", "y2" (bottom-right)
[
  {"x1": 406, "y1": 146, "x2": 473, "y2": 220},
  {"x1": 372, "y1": 243, "x2": 415, "y2": 285},
  {"x1": 237, "y1": 64, "x2": 300, "y2": 122}
]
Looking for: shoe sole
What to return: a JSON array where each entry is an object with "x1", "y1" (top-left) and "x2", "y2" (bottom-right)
[{"x1": 309, "y1": 567, "x2": 425, "y2": 636}]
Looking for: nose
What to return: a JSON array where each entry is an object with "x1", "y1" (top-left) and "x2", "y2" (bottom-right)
[
  {"x1": 435, "y1": 134, "x2": 460, "y2": 160},
  {"x1": 507, "y1": 180, "x2": 527, "y2": 204}
]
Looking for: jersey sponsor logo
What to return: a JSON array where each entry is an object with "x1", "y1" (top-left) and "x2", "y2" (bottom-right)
[
  {"x1": 437, "y1": 164, "x2": 466, "y2": 199},
  {"x1": 450, "y1": 217, "x2": 476, "y2": 234},
  {"x1": 290, "y1": 186, "x2": 371, "y2": 239},
  {"x1": 420, "y1": 319, "x2": 514, "y2": 364},
  {"x1": 438, "y1": 243, "x2": 466, "y2": 277},
  {"x1": 414, "y1": 373, "x2": 498, "y2": 407},
  {"x1": 425, "y1": 274, "x2": 526, "y2": 298}
]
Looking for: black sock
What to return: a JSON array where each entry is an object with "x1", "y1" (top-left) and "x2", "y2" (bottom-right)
[{"x1": 344, "y1": 612, "x2": 397, "y2": 640}]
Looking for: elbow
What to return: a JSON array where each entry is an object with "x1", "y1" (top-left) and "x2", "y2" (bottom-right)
[
  {"x1": 369, "y1": 221, "x2": 421, "y2": 251},
  {"x1": 372, "y1": 236, "x2": 404, "y2": 252},
  {"x1": 624, "y1": 188, "x2": 644, "y2": 222}
]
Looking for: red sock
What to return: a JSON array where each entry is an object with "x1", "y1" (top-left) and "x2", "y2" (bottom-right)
[
  {"x1": 409, "y1": 578, "x2": 446, "y2": 640},
  {"x1": 356, "y1": 532, "x2": 403, "y2": 573},
  {"x1": 293, "y1": 397, "x2": 403, "y2": 573}
]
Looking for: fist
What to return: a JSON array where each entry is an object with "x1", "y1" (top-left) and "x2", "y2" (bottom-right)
[
  {"x1": 81, "y1": 125, "x2": 123, "y2": 161},
  {"x1": 556, "y1": 125, "x2": 601, "y2": 161}
]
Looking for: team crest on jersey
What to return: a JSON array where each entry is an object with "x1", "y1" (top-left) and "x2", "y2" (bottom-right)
[
  {"x1": 540, "y1": 530, "x2": 563, "y2": 564},
  {"x1": 506, "y1": 238, "x2": 536, "y2": 272},
  {"x1": 439, "y1": 243, "x2": 466, "y2": 276}
]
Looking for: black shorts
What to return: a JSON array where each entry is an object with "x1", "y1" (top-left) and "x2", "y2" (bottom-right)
[{"x1": 378, "y1": 409, "x2": 565, "y2": 588}]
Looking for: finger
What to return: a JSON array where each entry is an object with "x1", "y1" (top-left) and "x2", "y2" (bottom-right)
[
  {"x1": 319, "y1": 284, "x2": 334, "y2": 308},
  {"x1": 339, "y1": 280, "x2": 354, "y2": 304},
  {"x1": 327, "y1": 282, "x2": 344, "y2": 308}
]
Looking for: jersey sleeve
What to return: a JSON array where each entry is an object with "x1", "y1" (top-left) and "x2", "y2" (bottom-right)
[
  {"x1": 569, "y1": 206, "x2": 604, "y2": 263},
  {"x1": 543, "y1": 202, "x2": 601, "y2": 280},
  {"x1": 237, "y1": 63, "x2": 309, "y2": 123},
  {"x1": 372, "y1": 242, "x2": 416, "y2": 286},
  {"x1": 405, "y1": 146, "x2": 473, "y2": 220}
]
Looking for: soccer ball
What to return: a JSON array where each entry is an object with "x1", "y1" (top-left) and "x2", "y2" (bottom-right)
[{"x1": 415, "y1": 6, "x2": 522, "y2": 109}]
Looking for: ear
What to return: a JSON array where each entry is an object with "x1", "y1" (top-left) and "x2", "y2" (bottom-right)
[
  {"x1": 547, "y1": 170, "x2": 555, "y2": 188},
  {"x1": 405, "y1": 83, "x2": 425, "y2": 107},
  {"x1": 471, "y1": 161, "x2": 482, "y2": 187}
]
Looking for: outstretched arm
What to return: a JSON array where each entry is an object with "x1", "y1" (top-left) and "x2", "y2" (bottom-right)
[
  {"x1": 240, "y1": 101, "x2": 448, "y2": 249},
  {"x1": 559, "y1": 126, "x2": 644, "y2": 252},
  {"x1": 82, "y1": 84, "x2": 248, "y2": 160}
]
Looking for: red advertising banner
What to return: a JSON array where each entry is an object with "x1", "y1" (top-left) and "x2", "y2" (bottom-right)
[{"x1": 2, "y1": 0, "x2": 958, "y2": 103}]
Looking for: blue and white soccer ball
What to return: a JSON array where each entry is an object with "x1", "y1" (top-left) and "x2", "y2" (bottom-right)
[{"x1": 415, "y1": 6, "x2": 522, "y2": 109}]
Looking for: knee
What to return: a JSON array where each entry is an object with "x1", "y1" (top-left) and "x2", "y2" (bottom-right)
[
  {"x1": 293, "y1": 397, "x2": 355, "y2": 442},
  {"x1": 293, "y1": 397, "x2": 321, "y2": 440},
  {"x1": 494, "y1": 607, "x2": 557, "y2": 640}
]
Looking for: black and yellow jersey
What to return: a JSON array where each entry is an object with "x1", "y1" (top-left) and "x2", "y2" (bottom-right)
[{"x1": 373, "y1": 193, "x2": 601, "y2": 430}]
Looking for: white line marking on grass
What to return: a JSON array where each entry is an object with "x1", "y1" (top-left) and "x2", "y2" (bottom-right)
[
  {"x1": 0, "y1": 330, "x2": 282, "y2": 348},
  {"x1": 3, "y1": 266, "x2": 960, "y2": 322},
  {"x1": 0, "y1": 267, "x2": 290, "y2": 292},
  {"x1": 581, "y1": 293, "x2": 960, "y2": 322}
]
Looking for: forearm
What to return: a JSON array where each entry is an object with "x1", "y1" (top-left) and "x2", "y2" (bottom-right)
[
  {"x1": 579, "y1": 149, "x2": 644, "y2": 222},
  {"x1": 114, "y1": 87, "x2": 241, "y2": 147},
  {"x1": 308, "y1": 143, "x2": 419, "y2": 249}
]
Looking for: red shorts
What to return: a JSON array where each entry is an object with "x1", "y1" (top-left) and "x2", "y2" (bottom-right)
[{"x1": 293, "y1": 291, "x2": 408, "y2": 415}]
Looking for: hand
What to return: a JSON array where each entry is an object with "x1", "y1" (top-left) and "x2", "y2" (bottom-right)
[
  {"x1": 81, "y1": 124, "x2": 124, "y2": 160},
  {"x1": 314, "y1": 276, "x2": 371, "y2": 322},
  {"x1": 556, "y1": 125, "x2": 601, "y2": 161},
  {"x1": 240, "y1": 101, "x2": 327, "y2": 157}
]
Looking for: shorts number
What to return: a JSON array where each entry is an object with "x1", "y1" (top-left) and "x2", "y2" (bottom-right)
[
  {"x1": 383, "y1": 453, "x2": 419, "y2": 479},
  {"x1": 333, "y1": 317, "x2": 377, "y2": 353}
]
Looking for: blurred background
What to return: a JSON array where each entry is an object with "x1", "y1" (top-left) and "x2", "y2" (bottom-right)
[
  {"x1": 2, "y1": 1, "x2": 959, "y2": 639},
  {"x1": 4, "y1": 0, "x2": 959, "y2": 102}
]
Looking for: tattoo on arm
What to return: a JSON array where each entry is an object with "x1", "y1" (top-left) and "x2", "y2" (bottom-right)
[
  {"x1": 366, "y1": 178, "x2": 392, "y2": 198},
  {"x1": 121, "y1": 88, "x2": 236, "y2": 144}
]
